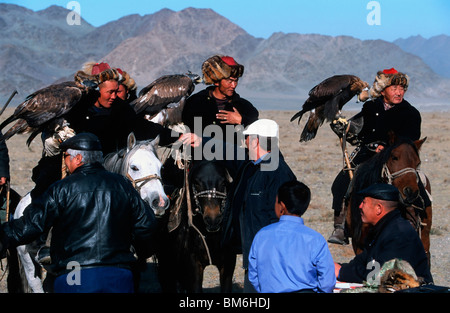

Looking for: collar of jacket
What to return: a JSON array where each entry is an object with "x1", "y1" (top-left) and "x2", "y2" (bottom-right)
[
  {"x1": 71, "y1": 162, "x2": 105, "y2": 175},
  {"x1": 366, "y1": 209, "x2": 401, "y2": 247},
  {"x1": 375, "y1": 96, "x2": 411, "y2": 111}
]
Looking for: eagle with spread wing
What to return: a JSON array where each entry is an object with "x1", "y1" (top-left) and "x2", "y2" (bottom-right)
[
  {"x1": 0, "y1": 74, "x2": 97, "y2": 145},
  {"x1": 290, "y1": 74, "x2": 369, "y2": 142},
  {"x1": 130, "y1": 72, "x2": 203, "y2": 125}
]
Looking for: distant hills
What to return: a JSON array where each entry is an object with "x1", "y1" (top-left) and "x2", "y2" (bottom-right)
[{"x1": 0, "y1": 3, "x2": 449, "y2": 111}]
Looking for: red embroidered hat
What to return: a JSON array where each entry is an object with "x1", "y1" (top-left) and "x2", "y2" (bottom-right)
[
  {"x1": 91, "y1": 62, "x2": 111, "y2": 75},
  {"x1": 382, "y1": 68, "x2": 398, "y2": 75}
]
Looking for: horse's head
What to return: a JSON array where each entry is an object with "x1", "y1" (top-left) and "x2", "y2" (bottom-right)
[
  {"x1": 383, "y1": 137, "x2": 426, "y2": 205},
  {"x1": 190, "y1": 161, "x2": 232, "y2": 232},
  {"x1": 125, "y1": 134, "x2": 170, "y2": 217}
]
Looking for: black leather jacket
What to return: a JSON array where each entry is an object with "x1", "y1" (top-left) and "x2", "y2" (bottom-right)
[{"x1": 1, "y1": 163, "x2": 157, "y2": 274}]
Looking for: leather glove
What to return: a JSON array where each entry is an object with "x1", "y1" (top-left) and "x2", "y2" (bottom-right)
[
  {"x1": 330, "y1": 117, "x2": 349, "y2": 138},
  {"x1": 43, "y1": 124, "x2": 76, "y2": 157},
  {"x1": 330, "y1": 117, "x2": 361, "y2": 146}
]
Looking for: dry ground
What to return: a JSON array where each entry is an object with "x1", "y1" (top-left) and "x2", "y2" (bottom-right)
[{"x1": 0, "y1": 108, "x2": 448, "y2": 292}]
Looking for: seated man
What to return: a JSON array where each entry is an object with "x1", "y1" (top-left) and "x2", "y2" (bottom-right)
[
  {"x1": 335, "y1": 183, "x2": 433, "y2": 284},
  {"x1": 248, "y1": 180, "x2": 336, "y2": 293}
]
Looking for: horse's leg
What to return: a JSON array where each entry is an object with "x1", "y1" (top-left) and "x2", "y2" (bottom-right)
[
  {"x1": 16, "y1": 245, "x2": 44, "y2": 293},
  {"x1": 6, "y1": 248, "x2": 25, "y2": 293},
  {"x1": 187, "y1": 259, "x2": 204, "y2": 293},
  {"x1": 421, "y1": 203, "x2": 432, "y2": 266},
  {"x1": 219, "y1": 252, "x2": 236, "y2": 293}
]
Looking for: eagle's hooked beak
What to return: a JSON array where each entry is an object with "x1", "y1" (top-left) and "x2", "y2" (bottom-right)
[
  {"x1": 186, "y1": 71, "x2": 203, "y2": 84},
  {"x1": 82, "y1": 79, "x2": 99, "y2": 89}
]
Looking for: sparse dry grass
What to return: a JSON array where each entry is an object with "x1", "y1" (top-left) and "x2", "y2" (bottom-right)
[{"x1": 0, "y1": 108, "x2": 448, "y2": 291}]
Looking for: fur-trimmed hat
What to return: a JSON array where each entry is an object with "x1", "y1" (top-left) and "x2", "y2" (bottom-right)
[
  {"x1": 75, "y1": 61, "x2": 122, "y2": 85},
  {"x1": 116, "y1": 68, "x2": 137, "y2": 92},
  {"x1": 202, "y1": 55, "x2": 244, "y2": 85},
  {"x1": 369, "y1": 68, "x2": 409, "y2": 98}
]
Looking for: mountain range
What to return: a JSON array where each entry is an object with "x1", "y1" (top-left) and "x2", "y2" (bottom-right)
[{"x1": 0, "y1": 3, "x2": 449, "y2": 111}]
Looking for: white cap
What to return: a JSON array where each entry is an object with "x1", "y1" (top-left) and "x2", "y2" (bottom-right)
[{"x1": 243, "y1": 119, "x2": 279, "y2": 138}]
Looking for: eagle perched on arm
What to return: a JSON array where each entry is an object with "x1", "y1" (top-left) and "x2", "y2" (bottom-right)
[
  {"x1": 130, "y1": 72, "x2": 203, "y2": 125},
  {"x1": 0, "y1": 73, "x2": 98, "y2": 146},
  {"x1": 290, "y1": 74, "x2": 369, "y2": 142}
]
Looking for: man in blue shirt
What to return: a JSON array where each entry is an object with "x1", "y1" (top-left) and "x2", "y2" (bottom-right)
[{"x1": 248, "y1": 180, "x2": 336, "y2": 293}]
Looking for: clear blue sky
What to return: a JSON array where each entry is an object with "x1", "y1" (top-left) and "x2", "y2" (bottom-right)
[{"x1": 2, "y1": 0, "x2": 449, "y2": 41}]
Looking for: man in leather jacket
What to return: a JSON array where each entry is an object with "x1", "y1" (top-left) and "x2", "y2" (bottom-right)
[
  {"x1": 0, "y1": 133, "x2": 158, "y2": 293},
  {"x1": 328, "y1": 68, "x2": 422, "y2": 244}
]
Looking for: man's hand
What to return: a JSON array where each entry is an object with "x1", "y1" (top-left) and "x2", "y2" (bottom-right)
[
  {"x1": 216, "y1": 108, "x2": 242, "y2": 124},
  {"x1": 178, "y1": 133, "x2": 201, "y2": 148},
  {"x1": 43, "y1": 125, "x2": 76, "y2": 157}
]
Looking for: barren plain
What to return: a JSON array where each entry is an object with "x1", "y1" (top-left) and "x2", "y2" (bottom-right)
[{"x1": 0, "y1": 109, "x2": 448, "y2": 292}]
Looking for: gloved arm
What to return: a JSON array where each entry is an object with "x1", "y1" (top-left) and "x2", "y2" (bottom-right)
[
  {"x1": 43, "y1": 124, "x2": 76, "y2": 157},
  {"x1": 330, "y1": 115, "x2": 363, "y2": 146}
]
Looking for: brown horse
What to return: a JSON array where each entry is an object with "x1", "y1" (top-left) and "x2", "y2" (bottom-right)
[{"x1": 345, "y1": 136, "x2": 432, "y2": 263}]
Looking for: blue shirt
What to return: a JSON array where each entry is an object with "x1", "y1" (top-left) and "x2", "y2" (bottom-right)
[{"x1": 248, "y1": 215, "x2": 336, "y2": 293}]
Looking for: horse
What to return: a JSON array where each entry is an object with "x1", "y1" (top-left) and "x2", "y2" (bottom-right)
[
  {"x1": 345, "y1": 135, "x2": 432, "y2": 262},
  {"x1": 156, "y1": 159, "x2": 236, "y2": 293},
  {"x1": 10, "y1": 133, "x2": 168, "y2": 292},
  {"x1": 103, "y1": 133, "x2": 169, "y2": 217}
]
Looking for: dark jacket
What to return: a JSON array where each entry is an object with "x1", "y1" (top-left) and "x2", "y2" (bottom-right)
[
  {"x1": 221, "y1": 152, "x2": 296, "y2": 268},
  {"x1": 338, "y1": 209, "x2": 433, "y2": 284},
  {"x1": 348, "y1": 97, "x2": 421, "y2": 166},
  {"x1": 67, "y1": 97, "x2": 176, "y2": 156},
  {"x1": 182, "y1": 87, "x2": 259, "y2": 136},
  {"x1": 355, "y1": 97, "x2": 421, "y2": 146},
  {"x1": 30, "y1": 97, "x2": 177, "y2": 199},
  {"x1": 1, "y1": 162, "x2": 157, "y2": 274}
]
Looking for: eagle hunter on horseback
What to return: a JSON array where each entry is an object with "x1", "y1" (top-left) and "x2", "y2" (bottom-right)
[{"x1": 326, "y1": 68, "x2": 431, "y2": 248}]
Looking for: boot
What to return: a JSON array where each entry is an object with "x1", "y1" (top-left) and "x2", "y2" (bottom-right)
[{"x1": 328, "y1": 208, "x2": 349, "y2": 245}]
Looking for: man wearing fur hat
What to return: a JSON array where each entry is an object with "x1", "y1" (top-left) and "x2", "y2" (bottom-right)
[
  {"x1": 328, "y1": 68, "x2": 424, "y2": 245},
  {"x1": 182, "y1": 55, "x2": 259, "y2": 141}
]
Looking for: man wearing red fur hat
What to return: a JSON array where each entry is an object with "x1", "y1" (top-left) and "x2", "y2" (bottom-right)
[
  {"x1": 328, "y1": 68, "x2": 425, "y2": 244},
  {"x1": 182, "y1": 55, "x2": 259, "y2": 141}
]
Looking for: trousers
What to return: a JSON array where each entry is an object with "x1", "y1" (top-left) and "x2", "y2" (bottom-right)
[{"x1": 54, "y1": 266, "x2": 134, "y2": 293}]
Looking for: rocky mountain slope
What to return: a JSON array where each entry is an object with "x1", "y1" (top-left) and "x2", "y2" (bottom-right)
[{"x1": 0, "y1": 4, "x2": 448, "y2": 110}]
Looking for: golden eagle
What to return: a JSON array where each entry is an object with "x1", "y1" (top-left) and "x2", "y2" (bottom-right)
[
  {"x1": 0, "y1": 76, "x2": 97, "y2": 145},
  {"x1": 290, "y1": 74, "x2": 369, "y2": 142},
  {"x1": 130, "y1": 72, "x2": 203, "y2": 125}
]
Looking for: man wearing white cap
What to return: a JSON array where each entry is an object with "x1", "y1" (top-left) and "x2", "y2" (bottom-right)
[{"x1": 221, "y1": 119, "x2": 296, "y2": 292}]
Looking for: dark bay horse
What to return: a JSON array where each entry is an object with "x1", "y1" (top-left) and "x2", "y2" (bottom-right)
[
  {"x1": 345, "y1": 136, "x2": 432, "y2": 261},
  {"x1": 156, "y1": 160, "x2": 236, "y2": 293}
]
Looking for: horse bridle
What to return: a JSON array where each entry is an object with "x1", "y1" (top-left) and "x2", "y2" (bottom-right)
[
  {"x1": 381, "y1": 163, "x2": 419, "y2": 185},
  {"x1": 126, "y1": 173, "x2": 162, "y2": 193},
  {"x1": 191, "y1": 185, "x2": 227, "y2": 215},
  {"x1": 122, "y1": 145, "x2": 162, "y2": 193},
  {"x1": 381, "y1": 163, "x2": 425, "y2": 232}
]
